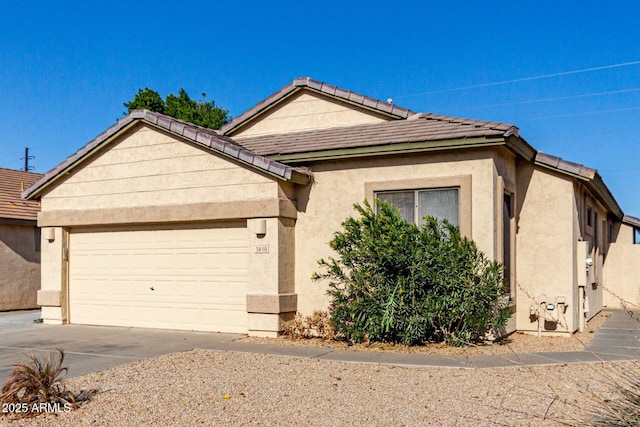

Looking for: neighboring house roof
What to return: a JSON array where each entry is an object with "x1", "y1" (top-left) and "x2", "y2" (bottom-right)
[
  {"x1": 237, "y1": 113, "x2": 522, "y2": 159},
  {"x1": 23, "y1": 110, "x2": 313, "y2": 200},
  {"x1": 623, "y1": 215, "x2": 640, "y2": 228},
  {"x1": 219, "y1": 77, "x2": 415, "y2": 136},
  {"x1": 0, "y1": 168, "x2": 42, "y2": 221}
]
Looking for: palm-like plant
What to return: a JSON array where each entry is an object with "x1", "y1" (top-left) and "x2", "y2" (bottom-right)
[{"x1": 0, "y1": 349, "x2": 78, "y2": 418}]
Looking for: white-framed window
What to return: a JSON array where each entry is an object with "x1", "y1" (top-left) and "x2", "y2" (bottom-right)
[{"x1": 376, "y1": 187, "x2": 459, "y2": 226}]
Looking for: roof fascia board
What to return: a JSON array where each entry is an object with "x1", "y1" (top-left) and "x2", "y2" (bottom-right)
[
  {"x1": 24, "y1": 120, "x2": 140, "y2": 200},
  {"x1": 143, "y1": 121, "x2": 310, "y2": 185},
  {"x1": 589, "y1": 174, "x2": 623, "y2": 220},
  {"x1": 224, "y1": 86, "x2": 406, "y2": 136},
  {"x1": 268, "y1": 136, "x2": 506, "y2": 163},
  {"x1": 505, "y1": 135, "x2": 536, "y2": 162},
  {"x1": 623, "y1": 215, "x2": 640, "y2": 228},
  {"x1": 222, "y1": 86, "x2": 300, "y2": 135},
  {"x1": 534, "y1": 159, "x2": 623, "y2": 219},
  {"x1": 303, "y1": 87, "x2": 407, "y2": 119},
  {"x1": 534, "y1": 160, "x2": 593, "y2": 181},
  {"x1": 24, "y1": 118, "x2": 311, "y2": 201}
]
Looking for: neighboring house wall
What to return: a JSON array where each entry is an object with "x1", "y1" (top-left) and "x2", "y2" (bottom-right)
[
  {"x1": 515, "y1": 162, "x2": 577, "y2": 335},
  {"x1": 605, "y1": 223, "x2": 640, "y2": 309},
  {"x1": 0, "y1": 222, "x2": 40, "y2": 310},
  {"x1": 232, "y1": 91, "x2": 390, "y2": 137},
  {"x1": 293, "y1": 148, "x2": 500, "y2": 316}
]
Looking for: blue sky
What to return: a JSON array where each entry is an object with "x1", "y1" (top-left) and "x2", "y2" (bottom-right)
[{"x1": 1, "y1": 1, "x2": 639, "y2": 215}]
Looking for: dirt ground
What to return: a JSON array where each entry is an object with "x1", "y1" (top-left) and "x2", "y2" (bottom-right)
[{"x1": 240, "y1": 310, "x2": 611, "y2": 356}]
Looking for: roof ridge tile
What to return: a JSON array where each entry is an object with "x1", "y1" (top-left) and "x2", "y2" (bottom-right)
[{"x1": 219, "y1": 77, "x2": 415, "y2": 135}]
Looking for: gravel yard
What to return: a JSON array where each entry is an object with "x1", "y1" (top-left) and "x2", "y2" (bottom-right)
[
  {"x1": 0, "y1": 349, "x2": 630, "y2": 427},
  {"x1": 0, "y1": 310, "x2": 629, "y2": 426}
]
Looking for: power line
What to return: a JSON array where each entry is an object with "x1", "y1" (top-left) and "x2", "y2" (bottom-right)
[
  {"x1": 0, "y1": 148, "x2": 26, "y2": 164},
  {"x1": 513, "y1": 106, "x2": 640, "y2": 122},
  {"x1": 395, "y1": 60, "x2": 640, "y2": 99},
  {"x1": 454, "y1": 88, "x2": 640, "y2": 111},
  {"x1": 526, "y1": 126, "x2": 640, "y2": 139}
]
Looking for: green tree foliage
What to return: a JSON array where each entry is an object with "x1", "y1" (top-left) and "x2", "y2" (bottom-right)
[
  {"x1": 313, "y1": 199, "x2": 510, "y2": 346},
  {"x1": 123, "y1": 88, "x2": 165, "y2": 114},
  {"x1": 124, "y1": 88, "x2": 229, "y2": 130}
]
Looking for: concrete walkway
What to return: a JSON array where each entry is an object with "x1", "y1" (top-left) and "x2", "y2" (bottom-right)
[{"x1": 0, "y1": 309, "x2": 638, "y2": 385}]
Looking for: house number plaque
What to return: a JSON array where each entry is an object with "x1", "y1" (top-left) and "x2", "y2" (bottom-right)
[{"x1": 254, "y1": 245, "x2": 269, "y2": 254}]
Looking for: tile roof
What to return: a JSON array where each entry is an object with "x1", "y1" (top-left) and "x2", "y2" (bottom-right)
[
  {"x1": 236, "y1": 113, "x2": 519, "y2": 156},
  {"x1": 623, "y1": 215, "x2": 640, "y2": 228},
  {"x1": 535, "y1": 152, "x2": 622, "y2": 219},
  {"x1": 0, "y1": 168, "x2": 42, "y2": 221},
  {"x1": 219, "y1": 77, "x2": 415, "y2": 136},
  {"x1": 535, "y1": 152, "x2": 597, "y2": 180},
  {"x1": 23, "y1": 110, "x2": 313, "y2": 200}
]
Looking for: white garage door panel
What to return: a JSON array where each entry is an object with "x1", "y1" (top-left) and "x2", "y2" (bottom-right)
[{"x1": 69, "y1": 224, "x2": 248, "y2": 333}]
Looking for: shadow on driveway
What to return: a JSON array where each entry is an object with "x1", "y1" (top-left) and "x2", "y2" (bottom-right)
[{"x1": 0, "y1": 311, "x2": 242, "y2": 385}]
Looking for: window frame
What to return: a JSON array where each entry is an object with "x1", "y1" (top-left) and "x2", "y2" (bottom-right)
[
  {"x1": 365, "y1": 175, "x2": 472, "y2": 237},
  {"x1": 375, "y1": 187, "x2": 460, "y2": 226}
]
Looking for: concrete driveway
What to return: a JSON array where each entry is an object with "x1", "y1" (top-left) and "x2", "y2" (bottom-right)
[
  {"x1": 2, "y1": 309, "x2": 639, "y2": 387},
  {"x1": 0, "y1": 310, "x2": 242, "y2": 385}
]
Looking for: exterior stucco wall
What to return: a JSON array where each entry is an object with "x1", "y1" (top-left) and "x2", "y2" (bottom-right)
[
  {"x1": 232, "y1": 91, "x2": 390, "y2": 138},
  {"x1": 0, "y1": 223, "x2": 40, "y2": 311},
  {"x1": 605, "y1": 223, "x2": 640, "y2": 308},
  {"x1": 38, "y1": 227, "x2": 67, "y2": 323},
  {"x1": 246, "y1": 217, "x2": 296, "y2": 336},
  {"x1": 36, "y1": 125, "x2": 289, "y2": 330},
  {"x1": 293, "y1": 149, "x2": 499, "y2": 316},
  {"x1": 41, "y1": 124, "x2": 279, "y2": 212},
  {"x1": 515, "y1": 162, "x2": 576, "y2": 334}
]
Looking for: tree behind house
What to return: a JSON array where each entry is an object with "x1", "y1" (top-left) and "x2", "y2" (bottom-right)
[{"x1": 124, "y1": 87, "x2": 229, "y2": 130}]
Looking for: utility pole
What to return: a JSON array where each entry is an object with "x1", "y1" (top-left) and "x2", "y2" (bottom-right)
[{"x1": 22, "y1": 147, "x2": 34, "y2": 172}]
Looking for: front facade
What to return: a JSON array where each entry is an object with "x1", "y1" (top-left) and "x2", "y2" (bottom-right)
[
  {"x1": 24, "y1": 78, "x2": 640, "y2": 337},
  {"x1": 1, "y1": 168, "x2": 42, "y2": 311}
]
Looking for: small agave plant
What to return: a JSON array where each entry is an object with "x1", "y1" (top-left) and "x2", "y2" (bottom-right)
[{"x1": 0, "y1": 349, "x2": 88, "y2": 419}]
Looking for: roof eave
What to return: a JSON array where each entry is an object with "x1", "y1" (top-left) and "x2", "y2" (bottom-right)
[
  {"x1": 142, "y1": 121, "x2": 312, "y2": 185},
  {"x1": 505, "y1": 135, "x2": 536, "y2": 162},
  {"x1": 219, "y1": 77, "x2": 414, "y2": 136},
  {"x1": 589, "y1": 173, "x2": 624, "y2": 220},
  {"x1": 23, "y1": 119, "x2": 140, "y2": 200},
  {"x1": 24, "y1": 111, "x2": 312, "y2": 200},
  {"x1": 622, "y1": 215, "x2": 640, "y2": 228},
  {"x1": 534, "y1": 153, "x2": 623, "y2": 220},
  {"x1": 268, "y1": 136, "x2": 507, "y2": 163}
]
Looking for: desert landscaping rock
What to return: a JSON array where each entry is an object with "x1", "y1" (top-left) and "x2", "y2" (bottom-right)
[
  {"x1": 0, "y1": 348, "x2": 629, "y2": 426},
  {"x1": 0, "y1": 310, "x2": 628, "y2": 426}
]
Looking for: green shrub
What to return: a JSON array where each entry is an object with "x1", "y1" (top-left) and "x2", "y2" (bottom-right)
[{"x1": 312, "y1": 199, "x2": 510, "y2": 346}]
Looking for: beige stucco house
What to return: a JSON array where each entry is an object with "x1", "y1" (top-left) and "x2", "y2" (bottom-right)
[
  {"x1": 1, "y1": 167, "x2": 42, "y2": 311},
  {"x1": 23, "y1": 78, "x2": 640, "y2": 337}
]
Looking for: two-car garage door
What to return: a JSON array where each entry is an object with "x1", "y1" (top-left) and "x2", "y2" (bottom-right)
[{"x1": 68, "y1": 223, "x2": 248, "y2": 333}]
